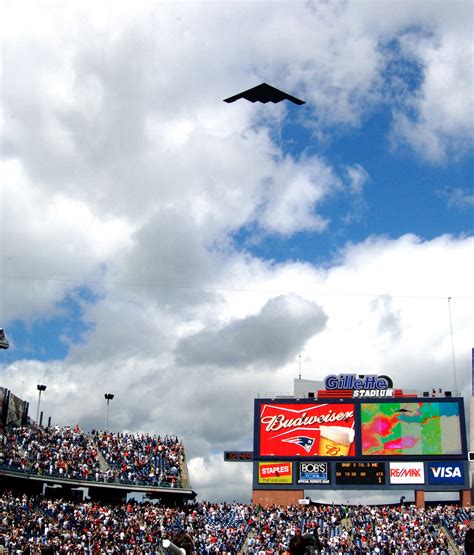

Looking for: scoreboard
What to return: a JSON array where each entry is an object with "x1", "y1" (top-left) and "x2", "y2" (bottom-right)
[
  {"x1": 253, "y1": 396, "x2": 469, "y2": 491},
  {"x1": 224, "y1": 451, "x2": 253, "y2": 462},
  {"x1": 335, "y1": 462, "x2": 385, "y2": 485}
]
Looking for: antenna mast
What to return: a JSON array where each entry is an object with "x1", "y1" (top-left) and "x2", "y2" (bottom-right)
[
  {"x1": 298, "y1": 354, "x2": 302, "y2": 380},
  {"x1": 447, "y1": 297, "x2": 458, "y2": 395}
]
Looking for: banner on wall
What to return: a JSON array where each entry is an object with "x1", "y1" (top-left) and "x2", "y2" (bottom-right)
[
  {"x1": 389, "y1": 462, "x2": 425, "y2": 484},
  {"x1": 428, "y1": 462, "x2": 464, "y2": 485},
  {"x1": 298, "y1": 462, "x2": 330, "y2": 484},
  {"x1": 258, "y1": 402, "x2": 356, "y2": 457},
  {"x1": 258, "y1": 462, "x2": 293, "y2": 484}
]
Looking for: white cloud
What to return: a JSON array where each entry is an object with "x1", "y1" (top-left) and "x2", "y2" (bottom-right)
[
  {"x1": 390, "y1": 28, "x2": 473, "y2": 162},
  {"x1": 2, "y1": 235, "x2": 473, "y2": 501},
  {"x1": 188, "y1": 454, "x2": 253, "y2": 502},
  {"x1": 439, "y1": 187, "x2": 474, "y2": 210},
  {"x1": 346, "y1": 164, "x2": 370, "y2": 196},
  {"x1": 256, "y1": 155, "x2": 339, "y2": 235},
  {"x1": 0, "y1": 160, "x2": 133, "y2": 322}
]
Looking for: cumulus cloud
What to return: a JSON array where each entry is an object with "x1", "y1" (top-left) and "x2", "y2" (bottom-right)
[
  {"x1": 389, "y1": 28, "x2": 473, "y2": 162},
  {"x1": 1, "y1": 160, "x2": 132, "y2": 323},
  {"x1": 175, "y1": 295, "x2": 328, "y2": 368},
  {"x1": 2, "y1": 234, "x2": 473, "y2": 501},
  {"x1": 438, "y1": 187, "x2": 474, "y2": 210},
  {"x1": 188, "y1": 455, "x2": 253, "y2": 502}
]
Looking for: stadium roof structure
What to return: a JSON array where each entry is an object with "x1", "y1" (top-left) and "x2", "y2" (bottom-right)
[{"x1": 0, "y1": 467, "x2": 196, "y2": 503}]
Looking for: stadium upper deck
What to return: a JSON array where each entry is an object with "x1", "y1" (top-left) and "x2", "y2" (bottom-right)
[{"x1": 0, "y1": 424, "x2": 195, "y2": 503}]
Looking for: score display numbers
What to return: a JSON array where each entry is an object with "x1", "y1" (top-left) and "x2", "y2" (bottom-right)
[
  {"x1": 224, "y1": 451, "x2": 253, "y2": 462},
  {"x1": 335, "y1": 462, "x2": 385, "y2": 485}
]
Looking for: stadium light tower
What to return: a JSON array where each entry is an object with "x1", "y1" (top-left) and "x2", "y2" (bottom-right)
[
  {"x1": 36, "y1": 384, "x2": 47, "y2": 425},
  {"x1": 104, "y1": 393, "x2": 114, "y2": 430}
]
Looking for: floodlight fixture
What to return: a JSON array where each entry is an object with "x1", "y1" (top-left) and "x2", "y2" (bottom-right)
[
  {"x1": 36, "y1": 384, "x2": 47, "y2": 425},
  {"x1": 104, "y1": 393, "x2": 114, "y2": 430}
]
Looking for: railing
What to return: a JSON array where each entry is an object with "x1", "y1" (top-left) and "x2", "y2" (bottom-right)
[
  {"x1": 0, "y1": 463, "x2": 184, "y2": 489},
  {"x1": 256, "y1": 392, "x2": 294, "y2": 398}
]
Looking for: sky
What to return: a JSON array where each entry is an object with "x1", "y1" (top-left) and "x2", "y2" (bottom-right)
[{"x1": 1, "y1": 0, "x2": 473, "y2": 503}]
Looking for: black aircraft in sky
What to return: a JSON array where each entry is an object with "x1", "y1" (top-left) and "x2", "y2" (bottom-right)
[
  {"x1": 0, "y1": 329, "x2": 9, "y2": 350},
  {"x1": 223, "y1": 83, "x2": 305, "y2": 105}
]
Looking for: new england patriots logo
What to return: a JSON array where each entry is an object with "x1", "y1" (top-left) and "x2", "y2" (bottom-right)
[{"x1": 282, "y1": 436, "x2": 315, "y2": 453}]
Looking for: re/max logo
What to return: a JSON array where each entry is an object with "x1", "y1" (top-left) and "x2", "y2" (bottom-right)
[{"x1": 390, "y1": 468, "x2": 421, "y2": 478}]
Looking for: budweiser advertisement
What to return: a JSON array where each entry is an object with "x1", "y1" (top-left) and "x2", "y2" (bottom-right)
[{"x1": 258, "y1": 402, "x2": 356, "y2": 457}]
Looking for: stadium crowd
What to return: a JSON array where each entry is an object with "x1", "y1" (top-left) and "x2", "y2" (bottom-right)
[
  {"x1": 0, "y1": 492, "x2": 251, "y2": 554},
  {"x1": 246, "y1": 503, "x2": 471, "y2": 554},
  {"x1": 438, "y1": 505, "x2": 472, "y2": 550},
  {"x1": 0, "y1": 426, "x2": 184, "y2": 488},
  {"x1": 0, "y1": 424, "x2": 472, "y2": 553},
  {"x1": 0, "y1": 490, "x2": 471, "y2": 554},
  {"x1": 347, "y1": 504, "x2": 453, "y2": 553},
  {"x1": 93, "y1": 431, "x2": 184, "y2": 488},
  {"x1": 0, "y1": 426, "x2": 103, "y2": 481}
]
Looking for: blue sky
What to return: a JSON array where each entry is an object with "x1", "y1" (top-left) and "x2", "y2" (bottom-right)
[
  {"x1": 1, "y1": 0, "x2": 473, "y2": 503},
  {"x1": 244, "y1": 109, "x2": 473, "y2": 263}
]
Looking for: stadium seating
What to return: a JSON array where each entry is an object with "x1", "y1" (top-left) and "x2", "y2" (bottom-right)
[
  {"x1": 0, "y1": 491, "x2": 469, "y2": 553},
  {"x1": 1, "y1": 424, "x2": 471, "y2": 553},
  {"x1": 0, "y1": 425, "x2": 185, "y2": 489},
  {"x1": 93, "y1": 430, "x2": 184, "y2": 488}
]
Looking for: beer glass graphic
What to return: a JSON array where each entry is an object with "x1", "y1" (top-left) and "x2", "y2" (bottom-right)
[{"x1": 318, "y1": 426, "x2": 355, "y2": 456}]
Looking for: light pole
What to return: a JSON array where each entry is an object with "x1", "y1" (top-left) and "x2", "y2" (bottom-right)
[
  {"x1": 104, "y1": 393, "x2": 114, "y2": 430},
  {"x1": 36, "y1": 384, "x2": 47, "y2": 425}
]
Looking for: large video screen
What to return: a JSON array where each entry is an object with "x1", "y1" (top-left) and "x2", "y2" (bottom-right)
[
  {"x1": 361, "y1": 401, "x2": 463, "y2": 456},
  {"x1": 258, "y1": 401, "x2": 356, "y2": 457}
]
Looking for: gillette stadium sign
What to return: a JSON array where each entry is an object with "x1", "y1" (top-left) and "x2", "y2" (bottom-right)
[{"x1": 324, "y1": 374, "x2": 394, "y2": 398}]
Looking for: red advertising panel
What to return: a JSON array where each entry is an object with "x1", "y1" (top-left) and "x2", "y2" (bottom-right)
[
  {"x1": 259, "y1": 402, "x2": 356, "y2": 457},
  {"x1": 258, "y1": 462, "x2": 293, "y2": 484}
]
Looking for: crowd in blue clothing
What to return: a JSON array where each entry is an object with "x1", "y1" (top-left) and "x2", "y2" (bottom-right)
[
  {"x1": 347, "y1": 504, "x2": 452, "y2": 553},
  {"x1": 92, "y1": 430, "x2": 184, "y2": 488},
  {"x1": 0, "y1": 425, "x2": 184, "y2": 488},
  {"x1": 0, "y1": 493, "x2": 251, "y2": 554},
  {"x1": 439, "y1": 505, "x2": 472, "y2": 549},
  {"x1": 0, "y1": 426, "x2": 103, "y2": 481},
  {"x1": 0, "y1": 490, "x2": 471, "y2": 554},
  {"x1": 245, "y1": 503, "x2": 471, "y2": 554}
]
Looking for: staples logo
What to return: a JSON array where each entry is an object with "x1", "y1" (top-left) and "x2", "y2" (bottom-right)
[
  {"x1": 258, "y1": 462, "x2": 293, "y2": 484},
  {"x1": 389, "y1": 463, "x2": 424, "y2": 484},
  {"x1": 428, "y1": 462, "x2": 464, "y2": 485}
]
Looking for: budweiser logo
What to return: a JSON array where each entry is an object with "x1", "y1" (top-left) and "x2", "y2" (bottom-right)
[{"x1": 261, "y1": 409, "x2": 354, "y2": 431}]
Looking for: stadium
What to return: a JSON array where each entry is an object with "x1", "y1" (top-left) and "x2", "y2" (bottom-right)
[
  {"x1": 2, "y1": 1, "x2": 473, "y2": 553},
  {"x1": 1, "y1": 369, "x2": 472, "y2": 553}
]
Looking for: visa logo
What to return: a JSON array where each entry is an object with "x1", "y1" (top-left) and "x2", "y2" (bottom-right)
[{"x1": 430, "y1": 466, "x2": 461, "y2": 478}]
